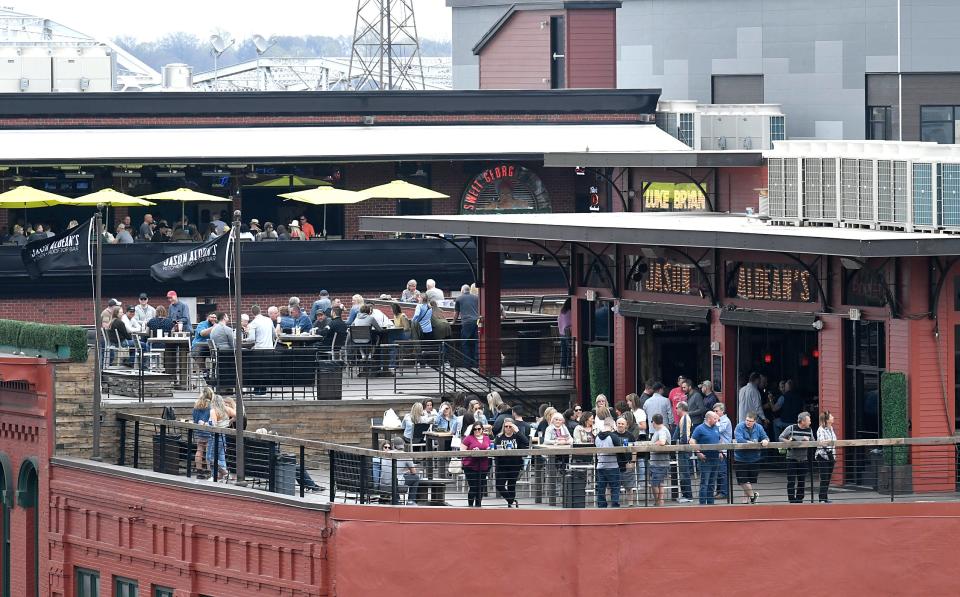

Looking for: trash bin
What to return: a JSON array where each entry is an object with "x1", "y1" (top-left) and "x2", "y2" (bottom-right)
[
  {"x1": 516, "y1": 329, "x2": 543, "y2": 367},
  {"x1": 316, "y1": 361, "x2": 343, "y2": 400},
  {"x1": 562, "y1": 468, "x2": 587, "y2": 508},
  {"x1": 275, "y1": 454, "x2": 297, "y2": 496}
]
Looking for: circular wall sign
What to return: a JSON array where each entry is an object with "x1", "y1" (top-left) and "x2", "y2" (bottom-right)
[{"x1": 460, "y1": 164, "x2": 551, "y2": 214}]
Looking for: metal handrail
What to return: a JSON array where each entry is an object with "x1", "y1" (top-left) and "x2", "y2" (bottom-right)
[{"x1": 115, "y1": 413, "x2": 960, "y2": 460}]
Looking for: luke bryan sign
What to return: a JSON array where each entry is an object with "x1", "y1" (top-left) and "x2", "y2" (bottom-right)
[{"x1": 460, "y1": 164, "x2": 550, "y2": 214}]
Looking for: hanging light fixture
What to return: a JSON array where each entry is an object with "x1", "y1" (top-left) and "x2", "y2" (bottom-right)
[
  {"x1": 800, "y1": 356, "x2": 810, "y2": 367},
  {"x1": 763, "y1": 352, "x2": 773, "y2": 364},
  {"x1": 812, "y1": 348, "x2": 821, "y2": 359}
]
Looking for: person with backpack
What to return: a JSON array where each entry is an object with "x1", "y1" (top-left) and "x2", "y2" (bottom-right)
[{"x1": 779, "y1": 412, "x2": 816, "y2": 503}]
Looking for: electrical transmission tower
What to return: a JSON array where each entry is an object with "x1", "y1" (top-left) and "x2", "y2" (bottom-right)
[{"x1": 348, "y1": 0, "x2": 425, "y2": 90}]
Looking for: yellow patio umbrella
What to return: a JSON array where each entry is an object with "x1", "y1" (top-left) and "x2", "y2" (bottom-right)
[
  {"x1": 278, "y1": 186, "x2": 366, "y2": 237},
  {"x1": 0, "y1": 185, "x2": 70, "y2": 208},
  {"x1": 0, "y1": 185, "x2": 71, "y2": 228},
  {"x1": 357, "y1": 179, "x2": 449, "y2": 200},
  {"x1": 69, "y1": 188, "x2": 157, "y2": 207},
  {"x1": 250, "y1": 175, "x2": 332, "y2": 188},
  {"x1": 140, "y1": 187, "x2": 231, "y2": 231}
]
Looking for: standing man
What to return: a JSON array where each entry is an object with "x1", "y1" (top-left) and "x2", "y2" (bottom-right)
[
  {"x1": 139, "y1": 214, "x2": 154, "y2": 241},
  {"x1": 166, "y1": 291, "x2": 192, "y2": 334},
  {"x1": 648, "y1": 413, "x2": 672, "y2": 506},
  {"x1": 310, "y1": 290, "x2": 332, "y2": 322},
  {"x1": 642, "y1": 382, "x2": 674, "y2": 430},
  {"x1": 672, "y1": 402, "x2": 694, "y2": 503},
  {"x1": 669, "y1": 376, "x2": 687, "y2": 424},
  {"x1": 713, "y1": 403, "x2": 733, "y2": 499},
  {"x1": 737, "y1": 372, "x2": 766, "y2": 425},
  {"x1": 247, "y1": 305, "x2": 275, "y2": 396},
  {"x1": 134, "y1": 293, "x2": 156, "y2": 325},
  {"x1": 637, "y1": 381, "x2": 655, "y2": 409},
  {"x1": 690, "y1": 411, "x2": 723, "y2": 505},
  {"x1": 701, "y1": 380, "x2": 719, "y2": 411},
  {"x1": 684, "y1": 379, "x2": 708, "y2": 427},
  {"x1": 454, "y1": 284, "x2": 480, "y2": 365},
  {"x1": 780, "y1": 412, "x2": 815, "y2": 504},
  {"x1": 299, "y1": 215, "x2": 315, "y2": 238},
  {"x1": 734, "y1": 411, "x2": 769, "y2": 504}
]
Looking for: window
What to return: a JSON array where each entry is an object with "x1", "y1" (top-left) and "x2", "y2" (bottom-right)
[
  {"x1": 153, "y1": 590, "x2": 174, "y2": 597},
  {"x1": 867, "y1": 106, "x2": 892, "y2": 141},
  {"x1": 920, "y1": 106, "x2": 959, "y2": 144},
  {"x1": 550, "y1": 16, "x2": 566, "y2": 89},
  {"x1": 76, "y1": 569, "x2": 100, "y2": 597},
  {"x1": 770, "y1": 116, "x2": 785, "y2": 145},
  {"x1": 678, "y1": 113, "x2": 695, "y2": 147},
  {"x1": 115, "y1": 577, "x2": 138, "y2": 597}
]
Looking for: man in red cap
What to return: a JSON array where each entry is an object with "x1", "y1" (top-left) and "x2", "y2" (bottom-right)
[{"x1": 166, "y1": 290, "x2": 192, "y2": 334}]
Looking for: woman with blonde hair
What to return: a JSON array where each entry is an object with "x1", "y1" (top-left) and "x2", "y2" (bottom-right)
[
  {"x1": 192, "y1": 386, "x2": 213, "y2": 478},
  {"x1": 486, "y1": 391, "x2": 504, "y2": 418},
  {"x1": 206, "y1": 393, "x2": 235, "y2": 482},
  {"x1": 402, "y1": 401, "x2": 425, "y2": 443}
]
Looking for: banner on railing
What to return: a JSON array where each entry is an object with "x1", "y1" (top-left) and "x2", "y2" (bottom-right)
[
  {"x1": 150, "y1": 231, "x2": 233, "y2": 282},
  {"x1": 21, "y1": 217, "x2": 94, "y2": 279}
]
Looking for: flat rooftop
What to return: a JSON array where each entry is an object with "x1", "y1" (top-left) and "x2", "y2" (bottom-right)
[{"x1": 361, "y1": 212, "x2": 960, "y2": 258}]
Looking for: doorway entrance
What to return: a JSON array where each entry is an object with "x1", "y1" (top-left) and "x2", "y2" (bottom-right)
[
  {"x1": 636, "y1": 320, "x2": 710, "y2": 389},
  {"x1": 735, "y1": 326, "x2": 820, "y2": 422},
  {"x1": 843, "y1": 320, "x2": 885, "y2": 486}
]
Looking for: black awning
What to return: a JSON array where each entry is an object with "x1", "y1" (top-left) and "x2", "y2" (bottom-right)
[
  {"x1": 618, "y1": 300, "x2": 712, "y2": 323},
  {"x1": 719, "y1": 309, "x2": 818, "y2": 331}
]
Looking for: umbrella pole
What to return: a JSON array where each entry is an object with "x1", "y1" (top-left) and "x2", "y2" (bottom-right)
[{"x1": 323, "y1": 205, "x2": 327, "y2": 238}]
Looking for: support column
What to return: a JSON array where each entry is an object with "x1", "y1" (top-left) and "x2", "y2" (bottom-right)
[
  {"x1": 613, "y1": 312, "x2": 636, "y2": 400},
  {"x1": 478, "y1": 240, "x2": 501, "y2": 377}
]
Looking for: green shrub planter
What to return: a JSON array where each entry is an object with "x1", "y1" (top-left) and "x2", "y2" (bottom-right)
[
  {"x1": 879, "y1": 371, "x2": 912, "y2": 493},
  {"x1": 0, "y1": 319, "x2": 87, "y2": 362},
  {"x1": 587, "y1": 346, "x2": 610, "y2": 407}
]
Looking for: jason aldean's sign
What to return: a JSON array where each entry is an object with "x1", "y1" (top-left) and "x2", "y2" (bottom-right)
[
  {"x1": 460, "y1": 164, "x2": 551, "y2": 214},
  {"x1": 643, "y1": 182, "x2": 707, "y2": 211},
  {"x1": 728, "y1": 262, "x2": 814, "y2": 303}
]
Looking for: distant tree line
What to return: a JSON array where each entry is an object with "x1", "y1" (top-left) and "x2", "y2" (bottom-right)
[{"x1": 113, "y1": 33, "x2": 450, "y2": 72}]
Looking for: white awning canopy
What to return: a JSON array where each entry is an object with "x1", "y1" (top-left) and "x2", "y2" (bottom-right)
[{"x1": 0, "y1": 123, "x2": 691, "y2": 165}]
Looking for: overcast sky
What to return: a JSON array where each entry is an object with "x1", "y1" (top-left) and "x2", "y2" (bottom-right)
[{"x1": 16, "y1": 0, "x2": 453, "y2": 41}]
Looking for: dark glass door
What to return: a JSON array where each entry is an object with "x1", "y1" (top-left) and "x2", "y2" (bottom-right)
[{"x1": 844, "y1": 320, "x2": 885, "y2": 486}]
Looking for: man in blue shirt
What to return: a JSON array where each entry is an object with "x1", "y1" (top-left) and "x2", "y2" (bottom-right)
[
  {"x1": 690, "y1": 411, "x2": 723, "y2": 505},
  {"x1": 289, "y1": 305, "x2": 312, "y2": 333},
  {"x1": 734, "y1": 411, "x2": 770, "y2": 504},
  {"x1": 166, "y1": 290, "x2": 193, "y2": 334},
  {"x1": 310, "y1": 290, "x2": 332, "y2": 322},
  {"x1": 192, "y1": 312, "x2": 217, "y2": 351}
]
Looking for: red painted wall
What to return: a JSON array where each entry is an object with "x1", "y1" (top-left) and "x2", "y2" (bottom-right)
[
  {"x1": 0, "y1": 358, "x2": 55, "y2": 597},
  {"x1": 566, "y1": 9, "x2": 617, "y2": 89},
  {"x1": 479, "y1": 10, "x2": 560, "y2": 90},
  {"x1": 49, "y1": 462, "x2": 329, "y2": 597},
  {"x1": 328, "y1": 502, "x2": 960, "y2": 596}
]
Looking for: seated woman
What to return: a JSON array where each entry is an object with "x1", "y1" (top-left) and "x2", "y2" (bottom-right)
[
  {"x1": 401, "y1": 401, "x2": 426, "y2": 444},
  {"x1": 434, "y1": 401, "x2": 456, "y2": 432},
  {"x1": 572, "y1": 411, "x2": 597, "y2": 444},
  {"x1": 377, "y1": 437, "x2": 421, "y2": 504}
]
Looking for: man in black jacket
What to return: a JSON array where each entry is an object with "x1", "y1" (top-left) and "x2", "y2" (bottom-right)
[{"x1": 684, "y1": 379, "x2": 708, "y2": 427}]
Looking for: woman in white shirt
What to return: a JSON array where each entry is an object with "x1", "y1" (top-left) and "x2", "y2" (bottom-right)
[{"x1": 816, "y1": 410, "x2": 837, "y2": 503}]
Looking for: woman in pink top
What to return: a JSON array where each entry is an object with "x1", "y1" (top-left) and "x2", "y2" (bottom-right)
[{"x1": 461, "y1": 424, "x2": 491, "y2": 507}]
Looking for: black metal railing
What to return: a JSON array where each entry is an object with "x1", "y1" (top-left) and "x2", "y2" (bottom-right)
[
  {"x1": 103, "y1": 336, "x2": 574, "y2": 402},
  {"x1": 115, "y1": 413, "x2": 960, "y2": 509}
]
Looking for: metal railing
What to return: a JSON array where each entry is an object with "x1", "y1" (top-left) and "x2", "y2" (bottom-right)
[
  {"x1": 115, "y1": 413, "x2": 960, "y2": 509},
  {"x1": 102, "y1": 336, "x2": 574, "y2": 402}
]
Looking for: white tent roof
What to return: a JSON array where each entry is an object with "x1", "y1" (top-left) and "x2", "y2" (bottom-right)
[{"x1": 0, "y1": 123, "x2": 691, "y2": 165}]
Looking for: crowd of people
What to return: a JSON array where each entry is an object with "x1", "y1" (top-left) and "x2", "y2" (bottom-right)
[
  {"x1": 379, "y1": 374, "x2": 836, "y2": 509},
  {"x1": 98, "y1": 280, "x2": 481, "y2": 381}
]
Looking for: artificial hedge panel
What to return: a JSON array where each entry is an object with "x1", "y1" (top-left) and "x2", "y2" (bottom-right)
[
  {"x1": 587, "y1": 346, "x2": 610, "y2": 407},
  {"x1": 880, "y1": 371, "x2": 908, "y2": 466},
  {"x1": 0, "y1": 318, "x2": 88, "y2": 362}
]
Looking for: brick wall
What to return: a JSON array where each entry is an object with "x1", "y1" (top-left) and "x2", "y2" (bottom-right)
[{"x1": 50, "y1": 461, "x2": 331, "y2": 596}]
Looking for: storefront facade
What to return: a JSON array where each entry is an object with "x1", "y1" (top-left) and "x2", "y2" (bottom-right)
[{"x1": 364, "y1": 210, "x2": 960, "y2": 490}]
